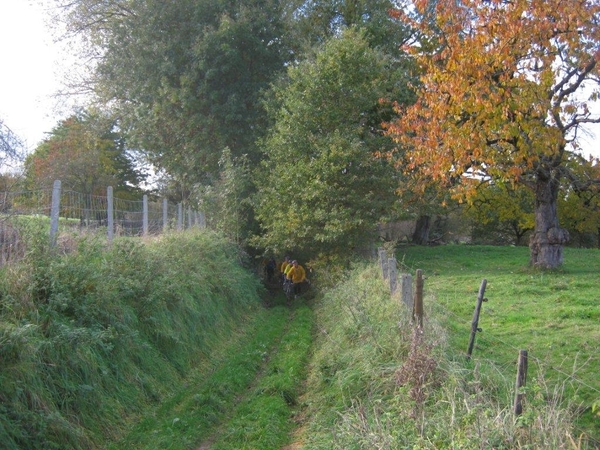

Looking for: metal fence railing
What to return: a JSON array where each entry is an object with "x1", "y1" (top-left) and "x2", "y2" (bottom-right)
[{"x1": 0, "y1": 180, "x2": 205, "y2": 266}]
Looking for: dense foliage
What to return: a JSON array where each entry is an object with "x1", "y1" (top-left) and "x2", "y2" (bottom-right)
[
  {"x1": 53, "y1": 0, "x2": 290, "y2": 187},
  {"x1": 42, "y1": 0, "x2": 600, "y2": 260},
  {"x1": 253, "y1": 28, "x2": 413, "y2": 257}
]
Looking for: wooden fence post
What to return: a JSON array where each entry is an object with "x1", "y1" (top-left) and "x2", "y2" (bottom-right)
[
  {"x1": 467, "y1": 279, "x2": 488, "y2": 360},
  {"x1": 414, "y1": 269, "x2": 424, "y2": 327},
  {"x1": 107, "y1": 186, "x2": 114, "y2": 243},
  {"x1": 143, "y1": 194, "x2": 149, "y2": 236},
  {"x1": 513, "y1": 349, "x2": 528, "y2": 416},
  {"x1": 378, "y1": 248, "x2": 388, "y2": 279},
  {"x1": 49, "y1": 180, "x2": 61, "y2": 247},
  {"x1": 401, "y1": 273, "x2": 413, "y2": 313},
  {"x1": 388, "y1": 257, "x2": 398, "y2": 296}
]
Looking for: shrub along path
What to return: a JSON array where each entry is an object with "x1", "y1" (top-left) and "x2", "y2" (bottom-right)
[{"x1": 107, "y1": 292, "x2": 313, "y2": 450}]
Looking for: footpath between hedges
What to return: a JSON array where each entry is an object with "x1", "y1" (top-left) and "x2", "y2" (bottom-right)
[{"x1": 107, "y1": 287, "x2": 313, "y2": 450}]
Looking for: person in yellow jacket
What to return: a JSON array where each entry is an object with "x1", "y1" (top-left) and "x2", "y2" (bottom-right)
[
  {"x1": 286, "y1": 260, "x2": 307, "y2": 298},
  {"x1": 280, "y1": 256, "x2": 291, "y2": 284}
]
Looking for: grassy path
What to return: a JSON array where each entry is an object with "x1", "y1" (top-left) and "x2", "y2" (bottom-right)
[{"x1": 107, "y1": 295, "x2": 313, "y2": 450}]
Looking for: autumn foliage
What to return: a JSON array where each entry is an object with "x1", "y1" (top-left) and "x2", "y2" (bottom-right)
[{"x1": 386, "y1": 0, "x2": 600, "y2": 268}]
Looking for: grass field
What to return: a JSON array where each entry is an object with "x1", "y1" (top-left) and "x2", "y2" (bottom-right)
[{"x1": 396, "y1": 244, "x2": 600, "y2": 440}]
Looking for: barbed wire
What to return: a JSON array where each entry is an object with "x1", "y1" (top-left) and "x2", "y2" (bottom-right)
[{"x1": 425, "y1": 291, "x2": 600, "y2": 397}]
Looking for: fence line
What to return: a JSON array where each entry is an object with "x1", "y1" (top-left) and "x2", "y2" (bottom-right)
[
  {"x1": 0, "y1": 181, "x2": 205, "y2": 265},
  {"x1": 377, "y1": 247, "x2": 599, "y2": 444}
]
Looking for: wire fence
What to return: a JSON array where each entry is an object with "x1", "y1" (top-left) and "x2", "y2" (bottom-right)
[
  {"x1": 377, "y1": 248, "x2": 600, "y2": 447},
  {"x1": 0, "y1": 181, "x2": 205, "y2": 266}
]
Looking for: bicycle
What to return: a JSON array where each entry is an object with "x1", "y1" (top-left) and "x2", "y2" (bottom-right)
[{"x1": 283, "y1": 278, "x2": 294, "y2": 301}]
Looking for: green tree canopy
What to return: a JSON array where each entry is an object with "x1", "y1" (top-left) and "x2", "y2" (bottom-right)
[
  {"x1": 286, "y1": 0, "x2": 409, "y2": 55},
  {"x1": 558, "y1": 154, "x2": 600, "y2": 247},
  {"x1": 253, "y1": 28, "x2": 412, "y2": 257},
  {"x1": 465, "y1": 181, "x2": 535, "y2": 246},
  {"x1": 53, "y1": 0, "x2": 290, "y2": 184}
]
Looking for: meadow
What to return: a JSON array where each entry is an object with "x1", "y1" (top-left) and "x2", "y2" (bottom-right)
[
  {"x1": 399, "y1": 245, "x2": 600, "y2": 443},
  {"x1": 397, "y1": 244, "x2": 599, "y2": 419},
  {"x1": 296, "y1": 244, "x2": 599, "y2": 449}
]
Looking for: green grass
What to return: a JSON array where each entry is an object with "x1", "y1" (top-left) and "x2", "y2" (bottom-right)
[
  {"x1": 107, "y1": 299, "x2": 313, "y2": 450},
  {"x1": 297, "y1": 246, "x2": 599, "y2": 449},
  {"x1": 0, "y1": 229, "x2": 265, "y2": 449},
  {"x1": 3, "y1": 228, "x2": 599, "y2": 448},
  {"x1": 209, "y1": 303, "x2": 313, "y2": 450},
  {"x1": 398, "y1": 244, "x2": 600, "y2": 440}
]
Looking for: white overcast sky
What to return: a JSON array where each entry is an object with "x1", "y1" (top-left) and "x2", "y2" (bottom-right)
[
  {"x1": 0, "y1": 1, "x2": 70, "y2": 153},
  {"x1": 0, "y1": 1, "x2": 598, "y2": 159}
]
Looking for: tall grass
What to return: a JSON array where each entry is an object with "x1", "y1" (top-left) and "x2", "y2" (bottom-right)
[
  {"x1": 0, "y1": 228, "x2": 263, "y2": 449},
  {"x1": 300, "y1": 257, "x2": 595, "y2": 449}
]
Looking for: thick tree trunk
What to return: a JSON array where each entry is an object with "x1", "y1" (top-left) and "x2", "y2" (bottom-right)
[
  {"x1": 529, "y1": 175, "x2": 569, "y2": 268},
  {"x1": 412, "y1": 215, "x2": 431, "y2": 245}
]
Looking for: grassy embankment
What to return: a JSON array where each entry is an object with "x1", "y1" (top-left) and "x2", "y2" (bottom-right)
[
  {"x1": 2, "y1": 219, "x2": 598, "y2": 449},
  {"x1": 0, "y1": 225, "x2": 307, "y2": 449},
  {"x1": 295, "y1": 244, "x2": 599, "y2": 449}
]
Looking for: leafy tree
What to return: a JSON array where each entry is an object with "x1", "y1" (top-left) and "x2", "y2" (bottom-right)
[
  {"x1": 465, "y1": 181, "x2": 535, "y2": 245},
  {"x1": 558, "y1": 154, "x2": 600, "y2": 247},
  {"x1": 52, "y1": 0, "x2": 289, "y2": 184},
  {"x1": 386, "y1": 0, "x2": 600, "y2": 268},
  {"x1": 24, "y1": 111, "x2": 144, "y2": 198},
  {"x1": 253, "y1": 28, "x2": 411, "y2": 257},
  {"x1": 194, "y1": 148, "x2": 253, "y2": 245},
  {"x1": 285, "y1": 0, "x2": 410, "y2": 55}
]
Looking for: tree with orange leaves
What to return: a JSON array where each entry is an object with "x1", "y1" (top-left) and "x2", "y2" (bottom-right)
[{"x1": 386, "y1": 0, "x2": 600, "y2": 268}]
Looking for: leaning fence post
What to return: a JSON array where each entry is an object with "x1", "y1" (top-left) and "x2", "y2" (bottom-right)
[
  {"x1": 414, "y1": 269, "x2": 424, "y2": 327},
  {"x1": 467, "y1": 279, "x2": 488, "y2": 360},
  {"x1": 107, "y1": 186, "x2": 114, "y2": 243},
  {"x1": 49, "y1": 180, "x2": 61, "y2": 247},
  {"x1": 513, "y1": 349, "x2": 528, "y2": 416}
]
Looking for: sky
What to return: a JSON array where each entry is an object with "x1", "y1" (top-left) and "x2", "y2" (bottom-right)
[
  {"x1": 0, "y1": 1, "x2": 69, "y2": 153},
  {"x1": 0, "y1": 1, "x2": 599, "y2": 159}
]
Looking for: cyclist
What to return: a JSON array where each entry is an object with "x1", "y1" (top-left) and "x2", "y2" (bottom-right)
[
  {"x1": 280, "y1": 256, "x2": 291, "y2": 284},
  {"x1": 286, "y1": 260, "x2": 307, "y2": 298}
]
